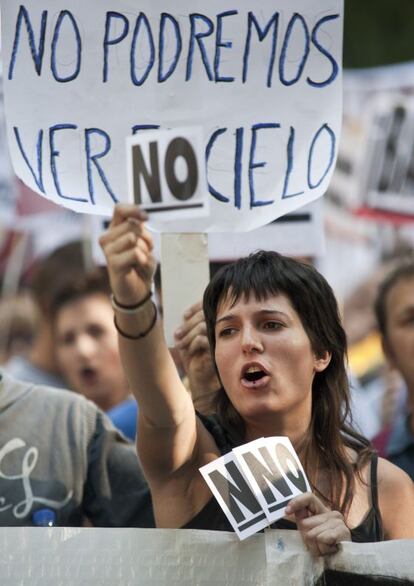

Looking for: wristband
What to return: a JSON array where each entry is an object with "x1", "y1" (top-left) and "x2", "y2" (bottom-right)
[
  {"x1": 110, "y1": 289, "x2": 152, "y2": 314},
  {"x1": 113, "y1": 301, "x2": 157, "y2": 340}
]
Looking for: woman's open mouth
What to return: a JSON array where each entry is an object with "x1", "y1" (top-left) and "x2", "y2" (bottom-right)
[{"x1": 241, "y1": 364, "x2": 270, "y2": 389}]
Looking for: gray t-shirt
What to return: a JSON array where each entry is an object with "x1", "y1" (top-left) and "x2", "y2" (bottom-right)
[{"x1": 0, "y1": 371, "x2": 154, "y2": 527}]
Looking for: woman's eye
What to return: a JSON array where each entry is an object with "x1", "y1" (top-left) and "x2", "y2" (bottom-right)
[
  {"x1": 219, "y1": 327, "x2": 236, "y2": 338},
  {"x1": 263, "y1": 321, "x2": 282, "y2": 330}
]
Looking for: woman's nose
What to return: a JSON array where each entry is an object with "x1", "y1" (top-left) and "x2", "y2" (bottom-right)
[{"x1": 241, "y1": 327, "x2": 264, "y2": 354}]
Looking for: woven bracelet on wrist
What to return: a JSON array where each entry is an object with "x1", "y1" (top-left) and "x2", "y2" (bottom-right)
[
  {"x1": 113, "y1": 301, "x2": 157, "y2": 340},
  {"x1": 110, "y1": 289, "x2": 152, "y2": 313}
]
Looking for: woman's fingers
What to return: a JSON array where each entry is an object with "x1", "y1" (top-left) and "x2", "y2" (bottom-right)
[
  {"x1": 105, "y1": 235, "x2": 152, "y2": 273},
  {"x1": 99, "y1": 216, "x2": 142, "y2": 247},
  {"x1": 140, "y1": 225, "x2": 154, "y2": 252},
  {"x1": 286, "y1": 493, "x2": 350, "y2": 557},
  {"x1": 104, "y1": 231, "x2": 140, "y2": 257},
  {"x1": 99, "y1": 204, "x2": 153, "y2": 264},
  {"x1": 302, "y1": 527, "x2": 339, "y2": 557},
  {"x1": 306, "y1": 520, "x2": 348, "y2": 544},
  {"x1": 297, "y1": 511, "x2": 342, "y2": 531},
  {"x1": 109, "y1": 248, "x2": 147, "y2": 275},
  {"x1": 286, "y1": 492, "x2": 329, "y2": 517},
  {"x1": 109, "y1": 203, "x2": 148, "y2": 229},
  {"x1": 303, "y1": 519, "x2": 350, "y2": 556}
]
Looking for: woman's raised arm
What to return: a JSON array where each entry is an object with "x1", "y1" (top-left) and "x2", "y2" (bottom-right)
[{"x1": 99, "y1": 204, "x2": 199, "y2": 482}]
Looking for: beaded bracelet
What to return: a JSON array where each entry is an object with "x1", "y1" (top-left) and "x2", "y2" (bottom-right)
[
  {"x1": 110, "y1": 290, "x2": 152, "y2": 314},
  {"x1": 113, "y1": 301, "x2": 157, "y2": 340}
]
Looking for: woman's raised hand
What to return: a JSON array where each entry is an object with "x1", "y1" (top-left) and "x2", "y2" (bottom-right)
[
  {"x1": 285, "y1": 492, "x2": 351, "y2": 557},
  {"x1": 99, "y1": 204, "x2": 156, "y2": 306}
]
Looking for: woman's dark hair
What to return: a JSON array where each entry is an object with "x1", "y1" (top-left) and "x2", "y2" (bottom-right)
[{"x1": 203, "y1": 250, "x2": 372, "y2": 514}]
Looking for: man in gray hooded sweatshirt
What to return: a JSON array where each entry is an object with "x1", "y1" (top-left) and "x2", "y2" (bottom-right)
[{"x1": 0, "y1": 370, "x2": 153, "y2": 527}]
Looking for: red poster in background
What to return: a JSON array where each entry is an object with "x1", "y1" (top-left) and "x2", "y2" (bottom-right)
[{"x1": 0, "y1": 179, "x2": 82, "y2": 279}]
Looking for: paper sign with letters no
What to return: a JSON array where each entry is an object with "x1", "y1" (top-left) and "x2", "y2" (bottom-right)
[
  {"x1": 126, "y1": 126, "x2": 209, "y2": 222},
  {"x1": 199, "y1": 437, "x2": 310, "y2": 540},
  {"x1": 199, "y1": 449, "x2": 269, "y2": 540},
  {"x1": 233, "y1": 437, "x2": 311, "y2": 525}
]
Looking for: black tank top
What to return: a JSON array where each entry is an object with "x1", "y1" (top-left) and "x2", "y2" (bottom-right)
[{"x1": 183, "y1": 414, "x2": 383, "y2": 543}]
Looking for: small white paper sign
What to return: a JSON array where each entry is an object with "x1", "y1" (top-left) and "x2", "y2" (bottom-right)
[
  {"x1": 233, "y1": 437, "x2": 311, "y2": 524},
  {"x1": 199, "y1": 450, "x2": 269, "y2": 540},
  {"x1": 126, "y1": 127, "x2": 209, "y2": 221},
  {"x1": 200, "y1": 436, "x2": 310, "y2": 539}
]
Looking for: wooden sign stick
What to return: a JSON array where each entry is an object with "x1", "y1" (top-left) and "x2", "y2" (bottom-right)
[{"x1": 160, "y1": 233, "x2": 209, "y2": 348}]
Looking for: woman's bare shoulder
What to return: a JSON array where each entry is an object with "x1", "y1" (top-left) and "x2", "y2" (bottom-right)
[
  {"x1": 377, "y1": 457, "x2": 413, "y2": 490},
  {"x1": 377, "y1": 457, "x2": 414, "y2": 540}
]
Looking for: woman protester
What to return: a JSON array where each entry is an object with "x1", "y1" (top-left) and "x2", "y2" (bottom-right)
[{"x1": 100, "y1": 204, "x2": 414, "y2": 556}]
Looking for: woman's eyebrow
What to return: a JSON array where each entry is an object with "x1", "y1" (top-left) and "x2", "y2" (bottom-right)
[
  {"x1": 215, "y1": 309, "x2": 289, "y2": 326},
  {"x1": 257, "y1": 309, "x2": 289, "y2": 318},
  {"x1": 215, "y1": 313, "x2": 237, "y2": 326}
]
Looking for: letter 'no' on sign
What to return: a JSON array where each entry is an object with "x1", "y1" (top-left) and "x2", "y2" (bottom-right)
[{"x1": 126, "y1": 126, "x2": 209, "y2": 221}]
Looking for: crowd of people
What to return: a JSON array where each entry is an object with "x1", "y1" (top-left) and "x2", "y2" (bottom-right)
[{"x1": 0, "y1": 203, "x2": 413, "y2": 553}]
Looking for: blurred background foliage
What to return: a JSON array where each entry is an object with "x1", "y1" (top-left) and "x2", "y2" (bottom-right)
[{"x1": 344, "y1": 0, "x2": 414, "y2": 68}]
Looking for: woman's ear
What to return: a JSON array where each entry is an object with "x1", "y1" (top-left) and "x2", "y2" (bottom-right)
[{"x1": 314, "y1": 350, "x2": 332, "y2": 373}]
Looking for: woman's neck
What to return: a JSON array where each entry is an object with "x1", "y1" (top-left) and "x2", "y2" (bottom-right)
[{"x1": 244, "y1": 413, "x2": 311, "y2": 454}]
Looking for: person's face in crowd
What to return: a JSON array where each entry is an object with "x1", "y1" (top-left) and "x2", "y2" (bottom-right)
[
  {"x1": 55, "y1": 293, "x2": 128, "y2": 411},
  {"x1": 214, "y1": 292, "x2": 330, "y2": 426},
  {"x1": 383, "y1": 275, "x2": 414, "y2": 394}
]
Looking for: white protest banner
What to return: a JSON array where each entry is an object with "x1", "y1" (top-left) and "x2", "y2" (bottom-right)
[
  {"x1": 1, "y1": 527, "x2": 414, "y2": 585},
  {"x1": 127, "y1": 126, "x2": 209, "y2": 221},
  {"x1": 199, "y1": 450, "x2": 269, "y2": 540},
  {"x1": 233, "y1": 437, "x2": 310, "y2": 524},
  {"x1": 0, "y1": 71, "x2": 16, "y2": 226},
  {"x1": 1, "y1": 0, "x2": 343, "y2": 232}
]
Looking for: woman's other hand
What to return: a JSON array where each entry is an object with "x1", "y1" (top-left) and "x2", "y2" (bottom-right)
[
  {"x1": 99, "y1": 204, "x2": 156, "y2": 305},
  {"x1": 285, "y1": 492, "x2": 351, "y2": 557}
]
